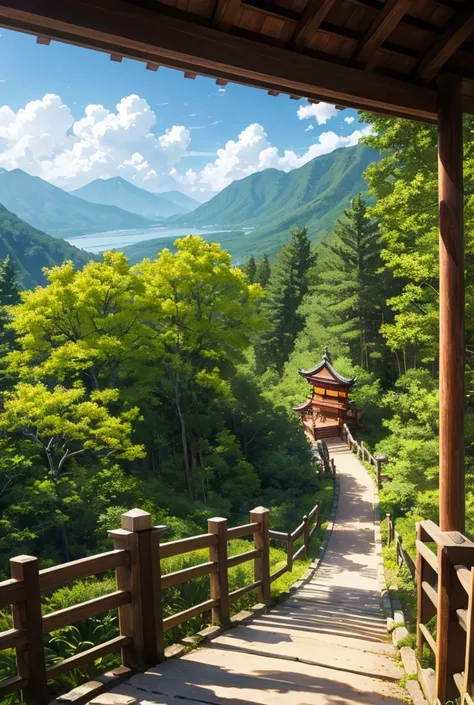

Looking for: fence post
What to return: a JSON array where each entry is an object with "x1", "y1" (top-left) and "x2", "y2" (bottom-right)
[
  {"x1": 287, "y1": 533, "x2": 293, "y2": 572},
  {"x1": 317, "y1": 502, "x2": 322, "y2": 530},
  {"x1": 10, "y1": 555, "x2": 48, "y2": 705},
  {"x1": 330, "y1": 458, "x2": 336, "y2": 476},
  {"x1": 386, "y1": 514, "x2": 392, "y2": 546},
  {"x1": 302, "y1": 515, "x2": 309, "y2": 559},
  {"x1": 250, "y1": 506, "x2": 271, "y2": 605},
  {"x1": 109, "y1": 508, "x2": 167, "y2": 668},
  {"x1": 208, "y1": 517, "x2": 229, "y2": 627}
]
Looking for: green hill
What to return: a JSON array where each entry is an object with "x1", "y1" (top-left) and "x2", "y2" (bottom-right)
[
  {"x1": 0, "y1": 203, "x2": 95, "y2": 288},
  {"x1": 0, "y1": 169, "x2": 152, "y2": 237},
  {"x1": 169, "y1": 144, "x2": 379, "y2": 256},
  {"x1": 71, "y1": 177, "x2": 195, "y2": 220}
]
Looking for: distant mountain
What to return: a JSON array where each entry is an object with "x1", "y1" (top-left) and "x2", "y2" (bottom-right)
[
  {"x1": 0, "y1": 203, "x2": 95, "y2": 288},
  {"x1": 169, "y1": 144, "x2": 379, "y2": 255},
  {"x1": 72, "y1": 177, "x2": 195, "y2": 220},
  {"x1": 0, "y1": 169, "x2": 152, "y2": 237},
  {"x1": 158, "y1": 190, "x2": 199, "y2": 212}
]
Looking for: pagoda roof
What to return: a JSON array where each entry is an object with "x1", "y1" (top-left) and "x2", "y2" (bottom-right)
[
  {"x1": 293, "y1": 399, "x2": 313, "y2": 412},
  {"x1": 298, "y1": 348, "x2": 355, "y2": 386}
]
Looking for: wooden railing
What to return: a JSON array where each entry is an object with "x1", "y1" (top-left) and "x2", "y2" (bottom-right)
[
  {"x1": 0, "y1": 497, "x2": 325, "y2": 704},
  {"x1": 386, "y1": 514, "x2": 416, "y2": 580},
  {"x1": 415, "y1": 519, "x2": 474, "y2": 704},
  {"x1": 341, "y1": 423, "x2": 385, "y2": 486}
]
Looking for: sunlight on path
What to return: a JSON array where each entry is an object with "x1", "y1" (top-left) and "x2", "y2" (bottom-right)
[{"x1": 91, "y1": 438, "x2": 406, "y2": 705}]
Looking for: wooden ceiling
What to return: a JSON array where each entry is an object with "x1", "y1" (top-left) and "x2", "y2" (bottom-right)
[{"x1": 1, "y1": 0, "x2": 474, "y2": 121}]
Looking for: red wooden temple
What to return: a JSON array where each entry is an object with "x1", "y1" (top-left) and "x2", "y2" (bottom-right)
[{"x1": 294, "y1": 348, "x2": 364, "y2": 442}]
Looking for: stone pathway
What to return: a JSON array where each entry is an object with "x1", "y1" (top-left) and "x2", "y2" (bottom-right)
[{"x1": 92, "y1": 437, "x2": 405, "y2": 705}]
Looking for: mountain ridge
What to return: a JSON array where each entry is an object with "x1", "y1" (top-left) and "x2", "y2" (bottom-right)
[
  {"x1": 0, "y1": 169, "x2": 152, "y2": 236},
  {"x1": 72, "y1": 177, "x2": 197, "y2": 220}
]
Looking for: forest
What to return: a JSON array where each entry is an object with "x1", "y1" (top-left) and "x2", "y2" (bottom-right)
[{"x1": 0, "y1": 110, "x2": 471, "y2": 694}]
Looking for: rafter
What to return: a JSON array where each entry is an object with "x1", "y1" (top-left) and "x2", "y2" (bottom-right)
[
  {"x1": 418, "y1": 4, "x2": 474, "y2": 81},
  {"x1": 353, "y1": 0, "x2": 412, "y2": 68},
  {"x1": 288, "y1": 0, "x2": 336, "y2": 51},
  {"x1": 0, "y1": 0, "x2": 472, "y2": 121},
  {"x1": 211, "y1": 0, "x2": 240, "y2": 29}
]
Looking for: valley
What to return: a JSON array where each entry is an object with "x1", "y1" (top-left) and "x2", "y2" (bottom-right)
[{"x1": 0, "y1": 143, "x2": 377, "y2": 270}]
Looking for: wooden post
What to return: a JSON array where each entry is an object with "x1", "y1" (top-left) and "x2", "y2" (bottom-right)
[
  {"x1": 437, "y1": 72, "x2": 465, "y2": 533},
  {"x1": 317, "y1": 502, "x2": 322, "y2": 530},
  {"x1": 208, "y1": 517, "x2": 229, "y2": 627},
  {"x1": 436, "y1": 546, "x2": 452, "y2": 703},
  {"x1": 302, "y1": 515, "x2": 309, "y2": 559},
  {"x1": 109, "y1": 509, "x2": 166, "y2": 668},
  {"x1": 287, "y1": 533, "x2": 293, "y2": 572},
  {"x1": 10, "y1": 555, "x2": 48, "y2": 705},
  {"x1": 330, "y1": 458, "x2": 336, "y2": 476},
  {"x1": 250, "y1": 507, "x2": 271, "y2": 605},
  {"x1": 386, "y1": 514, "x2": 392, "y2": 546},
  {"x1": 463, "y1": 567, "x2": 474, "y2": 696}
]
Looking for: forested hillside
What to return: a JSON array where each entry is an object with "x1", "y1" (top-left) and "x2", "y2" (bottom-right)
[
  {"x1": 170, "y1": 144, "x2": 378, "y2": 257},
  {"x1": 0, "y1": 203, "x2": 94, "y2": 287}
]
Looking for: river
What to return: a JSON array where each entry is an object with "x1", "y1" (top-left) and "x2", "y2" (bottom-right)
[{"x1": 65, "y1": 226, "x2": 234, "y2": 254}]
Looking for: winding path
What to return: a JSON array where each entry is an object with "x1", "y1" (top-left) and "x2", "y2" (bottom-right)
[{"x1": 90, "y1": 438, "x2": 406, "y2": 705}]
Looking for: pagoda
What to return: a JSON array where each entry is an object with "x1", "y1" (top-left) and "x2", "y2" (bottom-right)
[{"x1": 293, "y1": 348, "x2": 364, "y2": 441}]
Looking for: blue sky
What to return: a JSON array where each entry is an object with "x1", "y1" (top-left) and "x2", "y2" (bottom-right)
[{"x1": 0, "y1": 28, "x2": 368, "y2": 199}]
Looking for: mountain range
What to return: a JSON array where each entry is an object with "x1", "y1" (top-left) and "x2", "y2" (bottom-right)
[
  {"x1": 71, "y1": 177, "x2": 198, "y2": 220},
  {"x1": 0, "y1": 169, "x2": 152, "y2": 236},
  {"x1": 123, "y1": 143, "x2": 379, "y2": 262}
]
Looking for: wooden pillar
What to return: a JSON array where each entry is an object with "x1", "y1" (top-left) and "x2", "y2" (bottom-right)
[{"x1": 437, "y1": 72, "x2": 465, "y2": 533}]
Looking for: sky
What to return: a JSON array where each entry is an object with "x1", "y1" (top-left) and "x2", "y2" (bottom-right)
[{"x1": 0, "y1": 28, "x2": 370, "y2": 201}]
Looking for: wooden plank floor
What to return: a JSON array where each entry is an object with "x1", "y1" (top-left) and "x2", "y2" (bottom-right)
[{"x1": 91, "y1": 438, "x2": 406, "y2": 705}]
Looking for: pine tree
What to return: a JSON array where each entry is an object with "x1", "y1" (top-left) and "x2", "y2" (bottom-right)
[
  {"x1": 315, "y1": 194, "x2": 385, "y2": 370},
  {"x1": 245, "y1": 255, "x2": 257, "y2": 283},
  {"x1": 256, "y1": 227, "x2": 315, "y2": 372},
  {"x1": 0, "y1": 256, "x2": 20, "y2": 306},
  {"x1": 255, "y1": 254, "x2": 271, "y2": 288}
]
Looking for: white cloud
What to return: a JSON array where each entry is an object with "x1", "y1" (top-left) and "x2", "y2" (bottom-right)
[
  {"x1": 305, "y1": 125, "x2": 314, "y2": 132},
  {"x1": 344, "y1": 116, "x2": 355, "y2": 124},
  {"x1": 0, "y1": 93, "x2": 370, "y2": 198},
  {"x1": 0, "y1": 93, "x2": 190, "y2": 191},
  {"x1": 218, "y1": 88, "x2": 226, "y2": 93},
  {"x1": 297, "y1": 102, "x2": 338, "y2": 125},
  {"x1": 179, "y1": 122, "x2": 372, "y2": 194}
]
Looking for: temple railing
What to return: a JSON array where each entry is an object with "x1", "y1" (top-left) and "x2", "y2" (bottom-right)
[
  {"x1": 0, "y1": 496, "x2": 326, "y2": 704},
  {"x1": 415, "y1": 520, "x2": 474, "y2": 704}
]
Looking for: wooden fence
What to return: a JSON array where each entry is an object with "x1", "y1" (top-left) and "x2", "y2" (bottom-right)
[
  {"x1": 415, "y1": 519, "x2": 474, "y2": 704},
  {"x1": 386, "y1": 514, "x2": 416, "y2": 580},
  {"x1": 0, "y1": 498, "x2": 324, "y2": 704},
  {"x1": 341, "y1": 424, "x2": 385, "y2": 487}
]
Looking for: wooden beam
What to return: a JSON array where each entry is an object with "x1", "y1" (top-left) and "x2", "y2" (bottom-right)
[
  {"x1": 211, "y1": 0, "x2": 240, "y2": 29},
  {"x1": 438, "y1": 72, "x2": 465, "y2": 533},
  {"x1": 288, "y1": 0, "x2": 336, "y2": 50},
  {"x1": 268, "y1": 89, "x2": 279, "y2": 96},
  {"x1": 146, "y1": 62, "x2": 159, "y2": 70},
  {"x1": 0, "y1": 0, "x2": 456, "y2": 121},
  {"x1": 184, "y1": 71, "x2": 197, "y2": 79},
  {"x1": 110, "y1": 52, "x2": 122, "y2": 61},
  {"x1": 36, "y1": 35, "x2": 50, "y2": 44},
  {"x1": 216, "y1": 78, "x2": 228, "y2": 85},
  {"x1": 418, "y1": 5, "x2": 474, "y2": 82},
  {"x1": 353, "y1": 0, "x2": 412, "y2": 68}
]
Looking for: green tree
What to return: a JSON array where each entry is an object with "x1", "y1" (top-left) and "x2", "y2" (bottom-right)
[
  {"x1": 256, "y1": 227, "x2": 315, "y2": 373},
  {"x1": 0, "y1": 383, "x2": 143, "y2": 559},
  {"x1": 0, "y1": 256, "x2": 20, "y2": 306},
  {"x1": 312, "y1": 194, "x2": 386, "y2": 371},
  {"x1": 255, "y1": 254, "x2": 271, "y2": 288},
  {"x1": 244, "y1": 255, "x2": 257, "y2": 283},
  {"x1": 138, "y1": 236, "x2": 263, "y2": 499}
]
